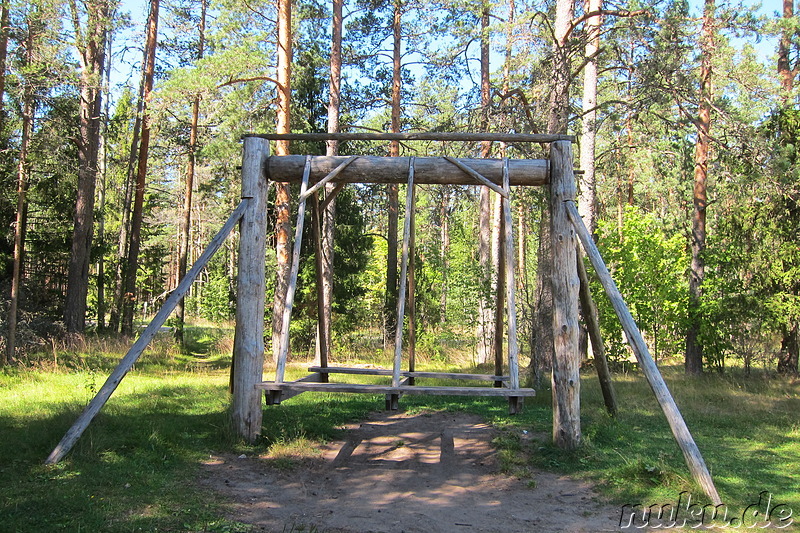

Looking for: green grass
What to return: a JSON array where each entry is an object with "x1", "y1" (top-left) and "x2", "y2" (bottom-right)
[
  {"x1": 488, "y1": 364, "x2": 800, "y2": 526},
  {"x1": 1, "y1": 329, "x2": 798, "y2": 531}
]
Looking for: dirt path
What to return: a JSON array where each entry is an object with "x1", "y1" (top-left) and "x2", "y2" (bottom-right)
[{"x1": 200, "y1": 411, "x2": 626, "y2": 532}]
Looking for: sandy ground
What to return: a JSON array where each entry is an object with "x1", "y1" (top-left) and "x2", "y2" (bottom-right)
[{"x1": 199, "y1": 411, "x2": 627, "y2": 532}]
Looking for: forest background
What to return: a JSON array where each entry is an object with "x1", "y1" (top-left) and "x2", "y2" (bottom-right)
[{"x1": 0, "y1": 0, "x2": 798, "y2": 381}]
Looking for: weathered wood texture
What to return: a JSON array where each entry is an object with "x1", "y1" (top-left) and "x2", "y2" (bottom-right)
[
  {"x1": 566, "y1": 199, "x2": 722, "y2": 505},
  {"x1": 549, "y1": 141, "x2": 581, "y2": 450},
  {"x1": 257, "y1": 382, "x2": 536, "y2": 397},
  {"x1": 299, "y1": 155, "x2": 357, "y2": 201},
  {"x1": 267, "y1": 156, "x2": 548, "y2": 186},
  {"x1": 408, "y1": 180, "x2": 417, "y2": 385},
  {"x1": 275, "y1": 156, "x2": 312, "y2": 383},
  {"x1": 46, "y1": 199, "x2": 248, "y2": 464},
  {"x1": 231, "y1": 136, "x2": 270, "y2": 443},
  {"x1": 502, "y1": 160, "x2": 521, "y2": 391},
  {"x1": 248, "y1": 132, "x2": 574, "y2": 143},
  {"x1": 308, "y1": 366, "x2": 509, "y2": 381},
  {"x1": 265, "y1": 373, "x2": 322, "y2": 405},
  {"x1": 443, "y1": 156, "x2": 507, "y2": 196},
  {"x1": 577, "y1": 250, "x2": 618, "y2": 417},
  {"x1": 392, "y1": 159, "x2": 415, "y2": 387}
]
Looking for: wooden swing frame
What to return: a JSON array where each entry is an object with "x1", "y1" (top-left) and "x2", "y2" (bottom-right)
[
  {"x1": 253, "y1": 137, "x2": 554, "y2": 414},
  {"x1": 46, "y1": 131, "x2": 721, "y2": 506}
]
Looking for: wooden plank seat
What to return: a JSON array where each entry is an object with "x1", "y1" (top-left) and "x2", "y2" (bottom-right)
[
  {"x1": 257, "y1": 381, "x2": 536, "y2": 397},
  {"x1": 307, "y1": 366, "x2": 510, "y2": 382},
  {"x1": 255, "y1": 381, "x2": 536, "y2": 405},
  {"x1": 259, "y1": 370, "x2": 535, "y2": 407}
]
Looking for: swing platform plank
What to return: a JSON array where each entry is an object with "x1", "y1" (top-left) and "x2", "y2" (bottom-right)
[
  {"x1": 258, "y1": 378, "x2": 535, "y2": 404},
  {"x1": 307, "y1": 366, "x2": 510, "y2": 382}
]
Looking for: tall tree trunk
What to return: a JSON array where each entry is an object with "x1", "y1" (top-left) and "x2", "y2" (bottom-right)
[
  {"x1": 686, "y1": 0, "x2": 714, "y2": 375},
  {"x1": 121, "y1": 0, "x2": 159, "y2": 336},
  {"x1": 0, "y1": 0, "x2": 9, "y2": 135},
  {"x1": 578, "y1": 0, "x2": 601, "y2": 234},
  {"x1": 626, "y1": 99, "x2": 635, "y2": 206},
  {"x1": 176, "y1": 0, "x2": 206, "y2": 345},
  {"x1": 317, "y1": 0, "x2": 342, "y2": 363},
  {"x1": 65, "y1": 0, "x2": 111, "y2": 333},
  {"x1": 96, "y1": 19, "x2": 115, "y2": 331},
  {"x1": 532, "y1": 0, "x2": 573, "y2": 384},
  {"x1": 272, "y1": 0, "x2": 292, "y2": 361},
  {"x1": 778, "y1": 0, "x2": 794, "y2": 99},
  {"x1": 7, "y1": 22, "x2": 35, "y2": 364},
  {"x1": 110, "y1": 62, "x2": 145, "y2": 333},
  {"x1": 477, "y1": 5, "x2": 493, "y2": 364},
  {"x1": 384, "y1": 0, "x2": 401, "y2": 346}
]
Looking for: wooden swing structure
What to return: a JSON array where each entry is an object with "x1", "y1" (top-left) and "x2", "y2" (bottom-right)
[
  {"x1": 255, "y1": 138, "x2": 549, "y2": 414},
  {"x1": 46, "y1": 131, "x2": 721, "y2": 506}
]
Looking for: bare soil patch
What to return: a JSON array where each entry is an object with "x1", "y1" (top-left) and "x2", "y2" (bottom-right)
[{"x1": 199, "y1": 410, "x2": 625, "y2": 532}]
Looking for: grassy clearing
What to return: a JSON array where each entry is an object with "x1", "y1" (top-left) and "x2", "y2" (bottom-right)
[{"x1": 1, "y1": 328, "x2": 798, "y2": 531}]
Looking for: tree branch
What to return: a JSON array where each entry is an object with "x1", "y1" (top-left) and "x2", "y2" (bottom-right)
[
  {"x1": 217, "y1": 76, "x2": 279, "y2": 89},
  {"x1": 566, "y1": 9, "x2": 648, "y2": 40}
]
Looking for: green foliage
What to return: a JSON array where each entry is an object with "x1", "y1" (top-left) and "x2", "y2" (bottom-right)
[
  {"x1": 189, "y1": 255, "x2": 235, "y2": 323},
  {"x1": 594, "y1": 206, "x2": 688, "y2": 363}
]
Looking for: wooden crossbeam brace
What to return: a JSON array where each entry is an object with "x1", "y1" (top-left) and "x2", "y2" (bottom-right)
[
  {"x1": 275, "y1": 155, "x2": 312, "y2": 383},
  {"x1": 320, "y1": 182, "x2": 346, "y2": 211},
  {"x1": 298, "y1": 156, "x2": 358, "y2": 202},
  {"x1": 443, "y1": 156, "x2": 508, "y2": 197}
]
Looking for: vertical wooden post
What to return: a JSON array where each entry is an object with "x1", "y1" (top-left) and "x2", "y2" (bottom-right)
[
  {"x1": 549, "y1": 140, "x2": 581, "y2": 449},
  {"x1": 312, "y1": 192, "x2": 329, "y2": 382},
  {"x1": 392, "y1": 158, "x2": 415, "y2": 389},
  {"x1": 275, "y1": 155, "x2": 312, "y2": 384},
  {"x1": 408, "y1": 183, "x2": 417, "y2": 386},
  {"x1": 232, "y1": 136, "x2": 270, "y2": 443},
  {"x1": 502, "y1": 160, "x2": 522, "y2": 413}
]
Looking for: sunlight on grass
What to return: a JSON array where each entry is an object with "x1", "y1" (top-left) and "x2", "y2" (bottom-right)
[{"x1": 1, "y1": 324, "x2": 798, "y2": 531}]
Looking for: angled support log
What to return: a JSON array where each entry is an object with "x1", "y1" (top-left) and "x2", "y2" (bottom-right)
[
  {"x1": 566, "y1": 199, "x2": 722, "y2": 505},
  {"x1": 576, "y1": 249, "x2": 618, "y2": 417},
  {"x1": 46, "y1": 199, "x2": 249, "y2": 463},
  {"x1": 320, "y1": 182, "x2": 346, "y2": 211}
]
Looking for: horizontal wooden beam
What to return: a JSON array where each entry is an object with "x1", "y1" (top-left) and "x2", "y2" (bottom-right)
[
  {"x1": 244, "y1": 132, "x2": 575, "y2": 143},
  {"x1": 265, "y1": 372, "x2": 323, "y2": 405},
  {"x1": 267, "y1": 156, "x2": 548, "y2": 186},
  {"x1": 256, "y1": 381, "x2": 536, "y2": 397},
  {"x1": 308, "y1": 366, "x2": 509, "y2": 381}
]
